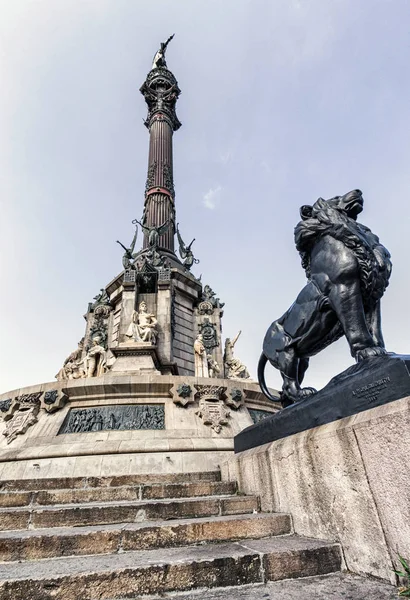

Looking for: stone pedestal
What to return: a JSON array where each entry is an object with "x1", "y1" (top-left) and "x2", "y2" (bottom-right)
[
  {"x1": 222, "y1": 395, "x2": 410, "y2": 583},
  {"x1": 235, "y1": 353, "x2": 410, "y2": 452}
]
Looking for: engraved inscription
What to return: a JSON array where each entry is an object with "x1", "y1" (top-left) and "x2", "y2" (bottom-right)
[
  {"x1": 351, "y1": 376, "x2": 391, "y2": 404},
  {"x1": 59, "y1": 404, "x2": 165, "y2": 434}
]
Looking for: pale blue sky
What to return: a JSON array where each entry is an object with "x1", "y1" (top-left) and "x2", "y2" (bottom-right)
[{"x1": 1, "y1": 0, "x2": 410, "y2": 394}]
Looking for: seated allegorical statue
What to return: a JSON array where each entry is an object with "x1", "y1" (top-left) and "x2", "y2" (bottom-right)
[
  {"x1": 224, "y1": 331, "x2": 251, "y2": 380},
  {"x1": 83, "y1": 335, "x2": 107, "y2": 378},
  {"x1": 55, "y1": 338, "x2": 85, "y2": 381},
  {"x1": 126, "y1": 301, "x2": 158, "y2": 344}
]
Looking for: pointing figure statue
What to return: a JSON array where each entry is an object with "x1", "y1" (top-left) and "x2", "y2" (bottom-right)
[{"x1": 152, "y1": 34, "x2": 175, "y2": 70}]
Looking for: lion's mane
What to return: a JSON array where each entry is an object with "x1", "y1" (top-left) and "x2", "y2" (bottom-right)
[{"x1": 294, "y1": 198, "x2": 391, "y2": 306}]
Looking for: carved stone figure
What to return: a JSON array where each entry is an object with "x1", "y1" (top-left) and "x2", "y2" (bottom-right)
[
  {"x1": 136, "y1": 219, "x2": 170, "y2": 249},
  {"x1": 152, "y1": 34, "x2": 174, "y2": 70},
  {"x1": 56, "y1": 338, "x2": 85, "y2": 381},
  {"x1": 207, "y1": 354, "x2": 220, "y2": 378},
  {"x1": 194, "y1": 334, "x2": 209, "y2": 378},
  {"x1": 198, "y1": 285, "x2": 224, "y2": 315},
  {"x1": 258, "y1": 189, "x2": 392, "y2": 407},
  {"x1": 117, "y1": 220, "x2": 138, "y2": 270},
  {"x1": 224, "y1": 331, "x2": 251, "y2": 380},
  {"x1": 126, "y1": 301, "x2": 158, "y2": 344},
  {"x1": 83, "y1": 335, "x2": 107, "y2": 378},
  {"x1": 176, "y1": 223, "x2": 199, "y2": 270},
  {"x1": 195, "y1": 386, "x2": 229, "y2": 433}
]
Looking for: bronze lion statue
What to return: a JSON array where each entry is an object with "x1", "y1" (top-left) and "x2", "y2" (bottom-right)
[{"x1": 258, "y1": 189, "x2": 392, "y2": 406}]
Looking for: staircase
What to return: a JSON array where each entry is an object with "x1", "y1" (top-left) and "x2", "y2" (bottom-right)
[{"x1": 0, "y1": 470, "x2": 342, "y2": 600}]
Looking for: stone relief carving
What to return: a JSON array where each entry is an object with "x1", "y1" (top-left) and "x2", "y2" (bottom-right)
[
  {"x1": 171, "y1": 382, "x2": 197, "y2": 407},
  {"x1": 3, "y1": 406, "x2": 39, "y2": 444},
  {"x1": 198, "y1": 285, "x2": 224, "y2": 315},
  {"x1": 224, "y1": 331, "x2": 251, "y2": 380},
  {"x1": 42, "y1": 390, "x2": 68, "y2": 414},
  {"x1": 194, "y1": 334, "x2": 209, "y2": 377},
  {"x1": 226, "y1": 387, "x2": 245, "y2": 410},
  {"x1": 198, "y1": 318, "x2": 218, "y2": 353},
  {"x1": 195, "y1": 386, "x2": 230, "y2": 433},
  {"x1": 59, "y1": 404, "x2": 165, "y2": 434},
  {"x1": 2, "y1": 392, "x2": 43, "y2": 444},
  {"x1": 126, "y1": 301, "x2": 158, "y2": 344}
]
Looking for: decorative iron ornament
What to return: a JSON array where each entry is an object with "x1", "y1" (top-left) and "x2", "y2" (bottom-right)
[
  {"x1": 145, "y1": 160, "x2": 157, "y2": 193},
  {"x1": 162, "y1": 163, "x2": 175, "y2": 197},
  {"x1": 140, "y1": 67, "x2": 181, "y2": 131},
  {"x1": 59, "y1": 404, "x2": 165, "y2": 434}
]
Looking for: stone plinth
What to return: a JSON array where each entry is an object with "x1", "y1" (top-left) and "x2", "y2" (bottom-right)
[
  {"x1": 222, "y1": 395, "x2": 410, "y2": 582},
  {"x1": 235, "y1": 353, "x2": 410, "y2": 452},
  {"x1": 0, "y1": 375, "x2": 279, "y2": 480}
]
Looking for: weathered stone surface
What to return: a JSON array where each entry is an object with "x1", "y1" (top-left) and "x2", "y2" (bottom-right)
[
  {"x1": 22, "y1": 481, "x2": 236, "y2": 507},
  {"x1": 0, "y1": 495, "x2": 259, "y2": 529},
  {"x1": 0, "y1": 514, "x2": 291, "y2": 561},
  {"x1": 0, "y1": 537, "x2": 341, "y2": 600},
  {"x1": 0, "y1": 470, "x2": 221, "y2": 492},
  {"x1": 145, "y1": 573, "x2": 397, "y2": 600},
  {"x1": 226, "y1": 396, "x2": 410, "y2": 581}
]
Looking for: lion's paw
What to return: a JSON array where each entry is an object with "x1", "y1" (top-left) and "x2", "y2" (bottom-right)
[
  {"x1": 356, "y1": 346, "x2": 388, "y2": 362},
  {"x1": 296, "y1": 387, "x2": 317, "y2": 402}
]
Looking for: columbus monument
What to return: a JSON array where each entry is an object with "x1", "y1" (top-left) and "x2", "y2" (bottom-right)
[{"x1": 0, "y1": 36, "x2": 278, "y2": 479}]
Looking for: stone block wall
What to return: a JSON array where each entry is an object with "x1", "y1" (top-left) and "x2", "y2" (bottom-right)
[{"x1": 222, "y1": 396, "x2": 410, "y2": 582}]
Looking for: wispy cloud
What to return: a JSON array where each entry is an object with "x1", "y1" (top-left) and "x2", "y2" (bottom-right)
[
  {"x1": 219, "y1": 150, "x2": 233, "y2": 164},
  {"x1": 203, "y1": 185, "x2": 222, "y2": 210}
]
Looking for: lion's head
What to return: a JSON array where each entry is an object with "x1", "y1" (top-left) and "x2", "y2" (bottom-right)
[
  {"x1": 299, "y1": 189, "x2": 363, "y2": 225},
  {"x1": 294, "y1": 189, "x2": 391, "y2": 302}
]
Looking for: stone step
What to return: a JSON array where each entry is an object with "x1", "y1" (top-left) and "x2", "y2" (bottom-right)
[
  {"x1": 0, "y1": 513, "x2": 292, "y2": 562},
  {"x1": 0, "y1": 470, "x2": 220, "y2": 492},
  {"x1": 0, "y1": 494, "x2": 259, "y2": 530},
  {"x1": 0, "y1": 481, "x2": 237, "y2": 508},
  {"x1": 0, "y1": 536, "x2": 342, "y2": 600},
  {"x1": 144, "y1": 573, "x2": 397, "y2": 600}
]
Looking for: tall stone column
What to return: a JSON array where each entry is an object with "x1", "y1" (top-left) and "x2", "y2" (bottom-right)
[{"x1": 140, "y1": 64, "x2": 181, "y2": 253}]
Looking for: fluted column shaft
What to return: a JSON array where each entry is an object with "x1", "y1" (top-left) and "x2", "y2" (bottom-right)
[{"x1": 143, "y1": 117, "x2": 175, "y2": 251}]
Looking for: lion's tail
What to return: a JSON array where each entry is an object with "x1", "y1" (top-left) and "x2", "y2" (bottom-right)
[{"x1": 258, "y1": 353, "x2": 278, "y2": 403}]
